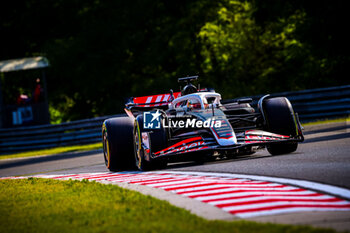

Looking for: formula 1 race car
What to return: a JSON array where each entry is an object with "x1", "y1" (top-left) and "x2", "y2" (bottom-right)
[{"x1": 102, "y1": 76, "x2": 304, "y2": 171}]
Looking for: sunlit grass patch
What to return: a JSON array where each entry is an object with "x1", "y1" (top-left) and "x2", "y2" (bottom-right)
[
  {"x1": 0, "y1": 179, "x2": 335, "y2": 233},
  {"x1": 302, "y1": 116, "x2": 350, "y2": 126},
  {"x1": 0, "y1": 143, "x2": 102, "y2": 160}
]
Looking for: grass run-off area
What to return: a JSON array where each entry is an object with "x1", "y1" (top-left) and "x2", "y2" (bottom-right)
[
  {"x1": 0, "y1": 142, "x2": 102, "y2": 160},
  {"x1": 1, "y1": 116, "x2": 348, "y2": 161},
  {"x1": 302, "y1": 116, "x2": 350, "y2": 126},
  {"x1": 0, "y1": 178, "x2": 334, "y2": 233}
]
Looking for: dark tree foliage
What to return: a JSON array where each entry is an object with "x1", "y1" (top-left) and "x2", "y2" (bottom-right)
[
  {"x1": 253, "y1": 0, "x2": 349, "y2": 87},
  {"x1": 0, "y1": 0, "x2": 348, "y2": 122}
]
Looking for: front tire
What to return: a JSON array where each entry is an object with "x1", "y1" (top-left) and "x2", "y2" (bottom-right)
[
  {"x1": 133, "y1": 119, "x2": 151, "y2": 171},
  {"x1": 266, "y1": 143, "x2": 297, "y2": 155},
  {"x1": 263, "y1": 97, "x2": 298, "y2": 155},
  {"x1": 133, "y1": 115, "x2": 168, "y2": 171},
  {"x1": 102, "y1": 117, "x2": 134, "y2": 171}
]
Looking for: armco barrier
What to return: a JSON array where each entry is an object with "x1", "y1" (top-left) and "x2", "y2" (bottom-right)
[
  {"x1": 0, "y1": 114, "x2": 124, "y2": 153},
  {"x1": 222, "y1": 85, "x2": 350, "y2": 121},
  {"x1": 0, "y1": 85, "x2": 349, "y2": 154}
]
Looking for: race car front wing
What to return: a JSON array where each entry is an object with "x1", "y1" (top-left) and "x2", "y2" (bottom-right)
[{"x1": 150, "y1": 129, "x2": 304, "y2": 158}]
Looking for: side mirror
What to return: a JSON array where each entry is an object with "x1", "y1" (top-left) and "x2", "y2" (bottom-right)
[
  {"x1": 169, "y1": 89, "x2": 175, "y2": 102},
  {"x1": 168, "y1": 109, "x2": 176, "y2": 115}
]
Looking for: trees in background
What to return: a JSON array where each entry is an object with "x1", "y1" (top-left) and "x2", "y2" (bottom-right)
[
  {"x1": 199, "y1": 1, "x2": 306, "y2": 97},
  {"x1": 0, "y1": 0, "x2": 348, "y2": 121}
]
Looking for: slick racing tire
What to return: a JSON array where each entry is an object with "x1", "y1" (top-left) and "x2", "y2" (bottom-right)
[
  {"x1": 102, "y1": 117, "x2": 134, "y2": 171},
  {"x1": 134, "y1": 115, "x2": 167, "y2": 171},
  {"x1": 263, "y1": 97, "x2": 298, "y2": 155}
]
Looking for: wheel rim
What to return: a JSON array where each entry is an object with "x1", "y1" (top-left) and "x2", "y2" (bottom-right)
[
  {"x1": 102, "y1": 130, "x2": 109, "y2": 167},
  {"x1": 134, "y1": 122, "x2": 142, "y2": 170}
]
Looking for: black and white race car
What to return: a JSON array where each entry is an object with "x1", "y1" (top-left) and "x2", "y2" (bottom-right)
[{"x1": 102, "y1": 76, "x2": 304, "y2": 171}]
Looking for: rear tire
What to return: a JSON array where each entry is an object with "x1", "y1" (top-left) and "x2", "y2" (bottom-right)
[
  {"x1": 263, "y1": 97, "x2": 298, "y2": 155},
  {"x1": 102, "y1": 117, "x2": 134, "y2": 171}
]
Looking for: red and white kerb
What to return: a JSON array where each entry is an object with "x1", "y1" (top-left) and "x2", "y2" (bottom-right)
[{"x1": 3, "y1": 172, "x2": 350, "y2": 218}]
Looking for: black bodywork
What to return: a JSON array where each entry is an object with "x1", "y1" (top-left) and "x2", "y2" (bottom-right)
[{"x1": 123, "y1": 76, "x2": 304, "y2": 164}]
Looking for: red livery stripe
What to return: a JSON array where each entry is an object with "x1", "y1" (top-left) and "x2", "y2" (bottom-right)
[{"x1": 154, "y1": 136, "x2": 203, "y2": 155}]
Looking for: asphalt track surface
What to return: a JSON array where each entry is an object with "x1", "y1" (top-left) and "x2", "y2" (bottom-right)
[
  {"x1": 1, "y1": 121, "x2": 349, "y2": 189},
  {"x1": 1, "y1": 121, "x2": 350, "y2": 231}
]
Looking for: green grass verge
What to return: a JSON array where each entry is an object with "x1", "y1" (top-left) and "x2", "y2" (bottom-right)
[
  {"x1": 0, "y1": 179, "x2": 334, "y2": 233},
  {"x1": 1, "y1": 116, "x2": 348, "y2": 161},
  {"x1": 0, "y1": 143, "x2": 102, "y2": 160},
  {"x1": 302, "y1": 116, "x2": 350, "y2": 126}
]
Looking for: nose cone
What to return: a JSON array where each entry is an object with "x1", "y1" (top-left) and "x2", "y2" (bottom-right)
[{"x1": 210, "y1": 119, "x2": 237, "y2": 146}]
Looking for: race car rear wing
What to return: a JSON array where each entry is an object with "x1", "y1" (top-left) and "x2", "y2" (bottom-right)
[{"x1": 125, "y1": 91, "x2": 181, "y2": 109}]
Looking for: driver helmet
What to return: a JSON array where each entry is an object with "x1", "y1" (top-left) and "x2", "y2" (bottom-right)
[{"x1": 182, "y1": 84, "x2": 197, "y2": 96}]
